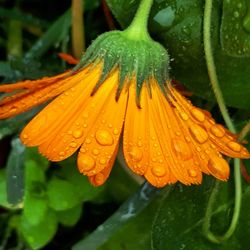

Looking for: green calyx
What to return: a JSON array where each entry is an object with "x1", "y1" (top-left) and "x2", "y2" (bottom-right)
[{"x1": 74, "y1": 30, "x2": 170, "y2": 104}]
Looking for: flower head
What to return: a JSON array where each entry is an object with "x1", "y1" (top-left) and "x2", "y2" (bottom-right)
[{"x1": 0, "y1": 2, "x2": 249, "y2": 188}]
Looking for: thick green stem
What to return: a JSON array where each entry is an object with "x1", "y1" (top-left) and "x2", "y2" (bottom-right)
[
  {"x1": 123, "y1": 0, "x2": 153, "y2": 40},
  {"x1": 203, "y1": 0, "x2": 242, "y2": 243}
]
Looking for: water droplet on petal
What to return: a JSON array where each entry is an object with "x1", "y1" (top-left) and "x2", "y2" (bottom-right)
[
  {"x1": 208, "y1": 156, "x2": 230, "y2": 180},
  {"x1": 59, "y1": 151, "x2": 65, "y2": 156},
  {"x1": 180, "y1": 112, "x2": 189, "y2": 121},
  {"x1": 151, "y1": 166, "x2": 166, "y2": 177},
  {"x1": 95, "y1": 130, "x2": 114, "y2": 146},
  {"x1": 99, "y1": 158, "x2": 107, "y2": 165},
  {"x1": 172, "y1": 139, "x2": 192, "y2": 160},
  {"x1": 113, "y1": 129, "x2": 119, "y2": 135},
  {"x1": 94, "y1": 173, "x2": 105, "y2": 185},
  {"x1": 227, "y1": 141, "x2": 241, "y2": 152},
  {"x1": 188, "y1": 169, "x2": 197, "y2": 177},
  {"x1": 85, "y1": 138, "x2": 91, "y2": 144},
  {"x1": 73, "y1": 130, "x2": 83, "y2": 139},
  {"x1": 92, "y1": 149, "x2": 99, "y2": 155},
  {"x1": 189, "y1": 124, "x2": 208, "y2": 144},
  {"x1": 78, "y1": 154, "x2": 95, "y2": 172},
  {"x1": 22, "y1": 134, "x2": 28, "y2": 139},
  {"x1": 210, "y1": 125, "x2": 225, "y2": 138},
  {"x1": 128, "y1": 146, "x2": 143, "y2": 162},
  {"x1": 70, "y1": 142, "x2": 77, "y2": 148},
  {"x1": 190, "y1": 108, "x2": 205, "y2": 122}
]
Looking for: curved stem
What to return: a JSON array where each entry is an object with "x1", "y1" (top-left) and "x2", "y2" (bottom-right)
[
  {"x1": 203, "y1": 0, "x2": 242, "y2": 243},
  {"x1": 238, "y1": 120, "x2": 250, "y2": 142},
  {"x1": 123, "y1": 0, "x2": 153, "y2": 41}
]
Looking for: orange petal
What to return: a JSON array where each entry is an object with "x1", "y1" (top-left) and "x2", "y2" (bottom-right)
[
  {"x1": 145, "y1": 82, "x2": 202, "y2": 186},
  {"x1": 58, "y1": 53, "x2": 80, "y2": 65},
  {"x1": 88, "y1": 145, "x2": 119, "y2": 186},
  {"x1": 0, "y1": 71, "x2": 79, "y2": 119},
  {"x1": 123, "y1": 80, "x2": 150, "y2": 176},
  {"x1": 169, "y1": 85, "x2": 250, "y2": 159},
  {"x1": 77, "y1": 76, "x2": 128, "y2": 177},
  {"x1": 20, "y1": 65, "x2": 101, "y2": 150},
  {"x1": 0, "y1": 72, "x2": 68, "y2": 93}
]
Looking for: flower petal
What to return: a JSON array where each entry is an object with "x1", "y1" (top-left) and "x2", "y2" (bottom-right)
[
  {"x1": 20, "y1": 65, "x2": 101, "y2": 149},
  {"x1": 169, "y1": 85, "x2": 250, "y2": 159},
  {"x1": 0, "y1": 70, "x2": 85, "y2": 119},
  {"x1": 145, "y1": 82, "x2": 202, "y2": 186},
  {"x1": 77, "y1": 78, "x2": 128, "y2": 177}
]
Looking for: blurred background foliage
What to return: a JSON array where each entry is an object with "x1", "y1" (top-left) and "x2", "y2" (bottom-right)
[{"x1": 0, "y1": 0, "x2": 250, "y2": 249}]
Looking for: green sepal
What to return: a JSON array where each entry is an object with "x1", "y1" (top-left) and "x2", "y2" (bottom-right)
[{"x1": 74, "y1": 31, "x2": 170, "y2": 104}]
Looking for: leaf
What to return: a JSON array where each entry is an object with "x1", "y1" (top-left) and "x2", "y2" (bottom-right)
[
  {"x1": 57, "y1": 204, "x2": 82, "y2": 227},
  {"x1": 6, "y1": 138, "x2": 25, "y2": 205},
  {"x1": 25, "y1": 148, "x2": 49, "y2": 171},
  {"x1": 19, "y1": 209, "x2": 58, "y2": 250},
  {"x1": 0, "y1": 169, "x2": 8, "y2": 208},
  {"x1": 106, "y1": 0, "x2": 250, "y2": 109},
  {"x1": 221, "y1": 0, "x2": 250, "y2": 57},
  {"x1": 58, "y1": 157, "x2": 104, "y2": 202},
  {"x1": 72, "y1": 183, "x2": 161, "y2": 250},
  {"x1": 151, "y1": 178, "x2": 250, "y2": 250},
  {"x1": 47, "y1": 177, "x2": 82, "y2": 211},
  {"x1": 24, "y1": 9, "x2": 71, "y2": 60},
  {"x1": 0, "y1": 61, "x2": 12, "y2": 77},
  {"x1": 85, "y1": 0, "x2": 101, "y2": 11}
]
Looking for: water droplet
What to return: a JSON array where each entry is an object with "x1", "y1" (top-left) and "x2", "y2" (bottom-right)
[
  {"x1": 208, "y1": 156, "x2": 230, "y2": 180},
  {"x1": 188, "y1": 169, "x2": 197, "y2": 177},
  {"x1": 22, "y1": 134, "x2": 28, "y2": 139},
  {"x1": 70, "y1": 142, "x2": 77, "y2": 148},
  {"x1": 172, "y1": 139, "x2": 192, "y2": 160},
  {"x1": 94, "y1": 173, "x2": 105, "y2": 185},
  {"x1": 95, "y1": 130, "x2": 114, "y2": 146},
  {"x1": 243, "y1": 11, "x2": 250, "y2": 32},
  {"x1": 210, "y1": 125, "x2": 225, "y2": 138},
  {"x1": 59, "y1": 151, "x2": 65, "y2": 156},
  {"x1": 128, "y1": 146, "x2": 143, "y2": 162},
  {"x1": 189, "y1": 124, "x2": 208, "y2": 144},
  {"x1": 108, "y1": 123, "x2": 112, "y2": 128},
  {"x1": 151, "y1": 166, "x2": 166, "y2": 177},
  {"x1": 83, "y1": 124, "x2": 88, "y2": 128},
  {"x1": 234, "y1": 11, "x2": 239, "y2": 18},
  {"x1": 92, "y1": 149, "x2": 99, "y2": 155},
  {"x1": 113, "y1": 129, "x2": 119, "y2": 135},
  {"x1": 78, "y1": 154, "x2": 95, "y2": 172},
  {"x1": 99, "y1": 158, "x2": 107, "y2": 165},
  {"x1": 85, "y1": 138, "x2": 91, "y2": 144},
  {"x1": 73, "y1": 130, "x2": 83, "y2": 139},
  {"x1": 190, "y1": 108, "x2": 205, "y2": 122},
  {"x1": 137, "y1": 141, "x2": 143, "y2": 147},
  {"x1": 180, "y1": 112, "x2": 189, "y2": 121},
  {"x1": 227, "y1": 141, "x2": 241, "y2": 152}
]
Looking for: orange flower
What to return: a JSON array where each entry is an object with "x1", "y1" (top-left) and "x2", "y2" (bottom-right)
[{"x1": 0, "y1": 61, "x2": 249, "y2": 187}]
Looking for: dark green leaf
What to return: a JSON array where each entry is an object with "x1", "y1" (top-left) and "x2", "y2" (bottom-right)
[
  {"x1": 57, "y1": 205, "x2": 82, "y2": 227},
  {"x1": 47, "y1": 177, "x2": 82, "y2": 211},
  {"x1": 19, "y1": 209, "x2": 58, "y2": 250},
  {"x1": 6, "y1": 138, "x2": 25, "y2": 205},
  {"x1": 152, "y1": 178, "x2": 250, "y2": 250},
  {"x1": 0, "y1": 61, "x2": 12, "y2": 77},
  {"x1": 221, "y1": 0, "x2": 250, "y2": 57},
  {"x1": 0, "y1": 169, "x2": 8, "y2": 208},
  {"x1": 73, "y1": 182, "x2": 161, "y2": 250},
  {"x1": 24, "y1": 9, "x2": 71, "y2": 60}
]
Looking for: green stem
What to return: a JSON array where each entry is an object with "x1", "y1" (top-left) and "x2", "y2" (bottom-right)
[
  {"x1": 203, "y1": 0, "x2": 242, "y2": 243},
  {"x1": 123, "y1": 0, "x2": 153, "y2": 40}
]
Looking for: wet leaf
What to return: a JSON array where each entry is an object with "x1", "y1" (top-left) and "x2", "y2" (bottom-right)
[
  {"x1": 152, "y1": 178, "x2": 250, "y2": 250},
  {"x1": 19, "y1": 209, "x2": 58, "y2": 249},
  {"x1": 6, "y1": 138, "x2": 25, "y2": 205},
  {"x1": 57, "y1": 204, "x2": 82, "y2": 227},
  {"x1": 47, "y1": 177, "x2": 82, "y2": 211},
  {"x1": 221, "y1": 0, "x2": 250, "y2": 57}
]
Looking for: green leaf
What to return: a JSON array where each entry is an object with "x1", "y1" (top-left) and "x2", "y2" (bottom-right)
[
  {"x1": 106, "y1": 0, "x2": 250, "y2": 109},
  {"x1": 24, "y1": 9, "x2": 71, "y2": 60},
  {"x1": 19, "y1": 209, "x2": 58, "y2": 250},
  {"x1": 151, "y1": 178, "x2": 250, "y2": 250},
  {"x1": 0, "y1": 61, "x2": 12, "y2": 77},
  {"x1": 58, "y1": 157, "x2": 104, "y2": 202},
  {"x1": 221, "y1": 0, "x2": 250, "y2": 57},
  {"x1": 47, "y1": 177, "x2": 82, "y2": 211},
  {"x1": 85, "y1": 0, "x2": 101, "y2": 11},
  {"x1": 6, "y1": 138, "x2": 25, "y2": 205},
  {"x1": 57, "y1": 205, "x2": 82, "y2": 227},
  {"x1": 25, "y1": 148, "x2": 49, "y2": 171},
  {"x1": 25, "y1": 159, "x2": 46, "y2": 185},
  {"x1": 0, "y1": 169, "x2": 9, "y2": 208}
]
